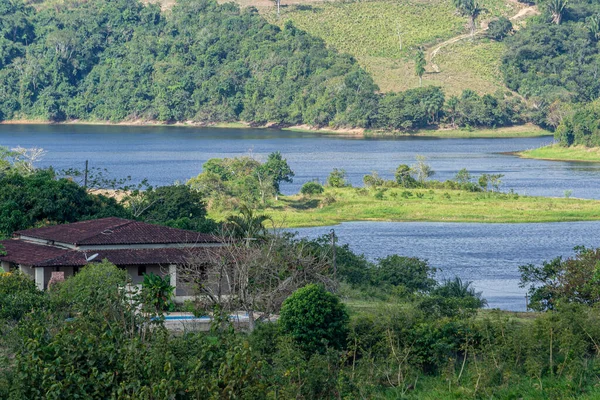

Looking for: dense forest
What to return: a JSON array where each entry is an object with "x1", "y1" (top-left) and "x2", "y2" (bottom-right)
[{"x1": 0, "y1": 0, "x2": 529, "y2": 130}]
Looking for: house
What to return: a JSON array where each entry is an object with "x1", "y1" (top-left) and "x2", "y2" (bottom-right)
[{"x1": 0, "y1": 217, "x2": 223, "y2": 299}]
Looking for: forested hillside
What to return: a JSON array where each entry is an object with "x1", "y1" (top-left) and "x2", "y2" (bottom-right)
[{"x1": 0, "y1": 0, "x2": 378, "y2": 126}]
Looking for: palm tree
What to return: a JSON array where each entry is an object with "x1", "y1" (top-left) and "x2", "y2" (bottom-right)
[
  {"x1": 434, "y1": 277, "x2": 488, "y2": 308},
  {"x1": 225, "y1": 204, "x2": 272, "y2": 242},
  {"x1": 547, "y1": 0, "x2": 568, "y2": 25},
  {"x1": 454, "y1": 0, "x2": 482, "y2": 37},
  {"x1": 588, "y1": 14, "x2": 600, "y2": 40}
]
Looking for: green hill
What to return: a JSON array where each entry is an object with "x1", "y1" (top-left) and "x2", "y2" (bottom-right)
[{"x1": 255, "y1": 0, "x2": 532, "y2": 95}]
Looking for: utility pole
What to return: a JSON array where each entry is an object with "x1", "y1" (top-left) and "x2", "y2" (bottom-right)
[
  {"x1": 330, "y1": 229, "x2": 337, "y2": 287},
  {"x1": 84, "y1": 160, "x2": 89, "y2": 189}
]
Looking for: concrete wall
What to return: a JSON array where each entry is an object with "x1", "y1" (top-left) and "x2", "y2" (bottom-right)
[
  {"x1": 126, "y1": 265, "x2": 162, "y2": 285},
  {"x1": 1, "y1": 261, "x2": 11, "y2": 273}
]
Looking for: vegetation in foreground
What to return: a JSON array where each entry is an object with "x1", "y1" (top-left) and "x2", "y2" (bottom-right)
[
  {"x1": 2, "y1": 234, "x2": 600, "y2": 398},
  {"x1": 519, "y1": 144, "x2": 600, "y2": 163}
]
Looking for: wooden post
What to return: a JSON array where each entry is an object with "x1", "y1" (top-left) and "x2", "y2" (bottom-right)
[{"x1": 84, "y1": 160, "x2": 89, "y2": 189}]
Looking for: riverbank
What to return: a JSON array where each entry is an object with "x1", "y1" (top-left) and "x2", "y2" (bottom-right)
[
  {"x1": 208, "y1": 187, "x2": 600, "y2": 228},
  {"x1": 518, "y1": 144, "x2": 600, "y2": 163},
  {"x1": 1, "y1": 119, "x2": 550, "y2": 138}
]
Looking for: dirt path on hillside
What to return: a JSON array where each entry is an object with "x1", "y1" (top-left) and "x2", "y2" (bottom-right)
[{"x1": 427, "y1": 1, "x2": 539, "y2": 72}]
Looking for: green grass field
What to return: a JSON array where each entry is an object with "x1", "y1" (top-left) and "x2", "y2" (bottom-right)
[
  {"x1": 261, "y1": 0, "x2": 519, "y2": 95},
  {"x1": 209, "y1": 187, "x2": 600, "y2": 228},
  {"x1": 519, "y1": 144, "x2": 600, "y2": 163}
]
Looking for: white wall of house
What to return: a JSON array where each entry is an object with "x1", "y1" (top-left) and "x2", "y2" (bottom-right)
[{"x1": 1, "y1": 261, "x2": 10, "y2": 273}]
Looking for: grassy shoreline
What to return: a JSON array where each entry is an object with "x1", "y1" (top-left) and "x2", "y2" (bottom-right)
[
  {"x1": 1, "y1": 119, "x2": 550, "y2": 138},
  {"x1": 208, "y1": 187, "x2": 600, "y2": 228},
  {"x1": 518, "y1": 144, "x2": 600, "y2": 163}
]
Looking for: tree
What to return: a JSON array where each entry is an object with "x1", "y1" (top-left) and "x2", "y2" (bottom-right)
[
  {"x1": 133, "y1": 185, "x2": 214, "y2": 232},
  {"x1": 588, "y1": 14, "x2": 600, "y2": 40},
  {"x1": 0, "y1": 169, "x2": 129, "y2": 236},
  {"x1": 454, "y1": 168, "x2": 472, "y2": 184},
  {"x1": 259, "y1": 151, "x2": 294, "y2": 201},
  {"x1": 178, "y1": 232, "x2": 333, "y2": 331},
  {"x1": 431, "y1": 277, "x2": 487, "y2": 308},
  {"x1": 373, "y1": 255, "x2": 437, "y2": 292},
  {"x1": 300, "y1": 181, "x2": 324, "y2": 196},
  {"x1": 487, "y1": 17, "x2": 513, "y2": 40},
  {"x1": 327, "y1": 168, "x2": 348, "y2": 188},
  {"x1": 519, "y1": 246, "x2": 600, "y2": 311},
  {"x1": 454, "y1": 0, "x2": 481, "y2": 36},
  {"x1": 414, "y1": 50, "x2": 426, "y2": 87},
  {"x1": 279, "y1": 284, "x2": 349, "y2": 354},
  {"x1": 225, "y1": 204, "x2": 272, "y2": 241},
  {"x1": 547, "y1": 0, "x2": 568, "y2": 25},
  {"x1": 395, "y1": 164, "x2": 418, "y2": 187},
  {"x1": 411, "y1": 155, "x2": 435, "y2": 184}
]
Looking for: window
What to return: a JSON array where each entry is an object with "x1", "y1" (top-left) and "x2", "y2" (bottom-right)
[{"x1": 138, "y1": 266, "x2": 146, "y2": 276}]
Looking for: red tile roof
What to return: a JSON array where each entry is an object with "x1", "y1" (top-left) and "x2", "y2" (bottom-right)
[
  {"x1": 0, "y1": 239, "x2": 208, "y2": 267},
  {"x1": 0, "y1": 240, "x2": 69, "y2": 266},
  {"x1": 15, "y1": 217, "x2": 221, "y2": 246}
]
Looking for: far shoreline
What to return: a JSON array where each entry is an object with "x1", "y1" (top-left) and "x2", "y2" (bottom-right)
[{"x1": 0, "y1": 119, "x2": 552, "y2": 139}]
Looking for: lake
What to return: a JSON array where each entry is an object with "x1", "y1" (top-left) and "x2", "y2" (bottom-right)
[
  {"x1": 294, "y1": 221, "x2": 600, "y2": 311},
  {"x1": 2, "y1": 124, "x2": 600, "y2": 310},
  {"x1": 3, "y1": 124, "x2": 600, "y2": 199}
]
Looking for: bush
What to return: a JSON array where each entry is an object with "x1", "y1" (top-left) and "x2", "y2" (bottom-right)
[
  {"x1": 0, "y1": 271, "x2": 46, "y2": 321},
  {"x1": 51, "y1": 260, "x2": 129, "y2": 318},
  {"x1": 300, "y1": 181, "x2": 324, "y2": 196},
  {"x1": 142, "y1": 272, "x2": 175, "y2": 313},
  {"x1": 279, "y1": 284, "x2": 349, "y2": 355},
  {"x1": 326, "y1": 168, "x2": 349, "y2": 188},
  {"x1": 373, "y1": 255, "x2": 437, "y2": 293},
  {"x1": 487, "y1": 17, "x2": 513, "y2": 40}
]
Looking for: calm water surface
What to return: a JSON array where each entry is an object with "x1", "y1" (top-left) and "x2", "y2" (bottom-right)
[
  {"x1": 2, "y1": 124, "x2": 600, "y2": 310},
  {"x1": 294, "y1": 221, "x2": 600, "y2": 311},
  {"x1": 2, "y1": 124, "x2": 600, "y2": 198}
]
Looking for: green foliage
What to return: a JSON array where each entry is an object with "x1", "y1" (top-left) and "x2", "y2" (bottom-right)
[
  {"x1": 520, "y1": 246, "x2": 600, "y2": 311},
  {"x1": 395, "y1": 164, "x2": 418, "y2": 187},
  {"x1": 142, "y1": 272, "x2": 174, "y2": 313},
  {"x1": 376, "y1": 86, "x2": 445, "y2": 130},
  {"x1": 487, "y1": 16, "x2": 513, "y2": 40},
  {"x1": 555, "y1": 99, "x2": 600, "y2": 146},
  {"x1": 326, "y1": 168, "x2": 349, "y2": 188},
  {"x1": 188, "y1": 154, "x2": 294, "y2": 208},
  {"x1": 279, "y1": 284, "x2": 349, "y2": 355},
  {"x1": 0, "y1": 169, "x2": 129, "y2": 236},
  {"x1": 260, "y1": 151, "x2": 294, "y2": 195},
  {"x1": 412, "y1": 154, "x2": 435, "y2": 183},
  {"x1": 50, "y1": 260, "x2": 130, "y2": 318},
  {"x1": 414, "y1": 50, "x2": 426, "y2": 86},
  {"x1": 373, "y1": 254, "x2": 437, "y2": 292},
  {"x1": 502, "y1": 0, "x2": 600, "y2": 109},
  {"x1": 225, "y1": 204, "x2": 272, "y2": 239},
  {"x1": 431, "y1": 277, "x2": 488, "y2": 308},
  {"x1": 0, "y1": 0, "x2": 379, "y2": 128},
  {"x1": 300, "y1": 180, "x2": 324, "y2": 195},
  {"x1": 136, "y1": 185, "x2": 215, "y2": 232},
  {"x1": 0, "y1": 271, "x2": 45, "y2": 321},
  {"x1": 444, "y1": 89, "x2": 525, "y2": 128}
]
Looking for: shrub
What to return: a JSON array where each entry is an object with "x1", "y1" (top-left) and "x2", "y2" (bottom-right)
[
  {"x1": 373, "y1": 255, "x2": 437, "y2": 293},
  {"x1": 0, "y1": 271, "x2": 46, "y2": 321},
  {"x1": 51, "y1": 260, "x2": 129, "y2": 318},
  {"x1": 488, "y1": 17, "x2": 513, "y2": 40},
  {"x1": 142, "y1": 272, "x2": 175, "y2": 313},
  {"x1": 300, "y1": 181, "x2": 324, "y2": 196},
  {"x1": 279, "y1": 284, "x2": 349, "y2": 355},
  {"x1": 326, "y1": 168, "x2": 349, "y2": 188}
]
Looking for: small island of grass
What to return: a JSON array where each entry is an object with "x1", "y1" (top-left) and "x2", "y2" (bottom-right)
[
  {"x1": 518, "y1": 144, "x2": 600, "y2": 163},
  {"x1": 208, "y1": 187, "x2": 600, "y2": 228}
]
